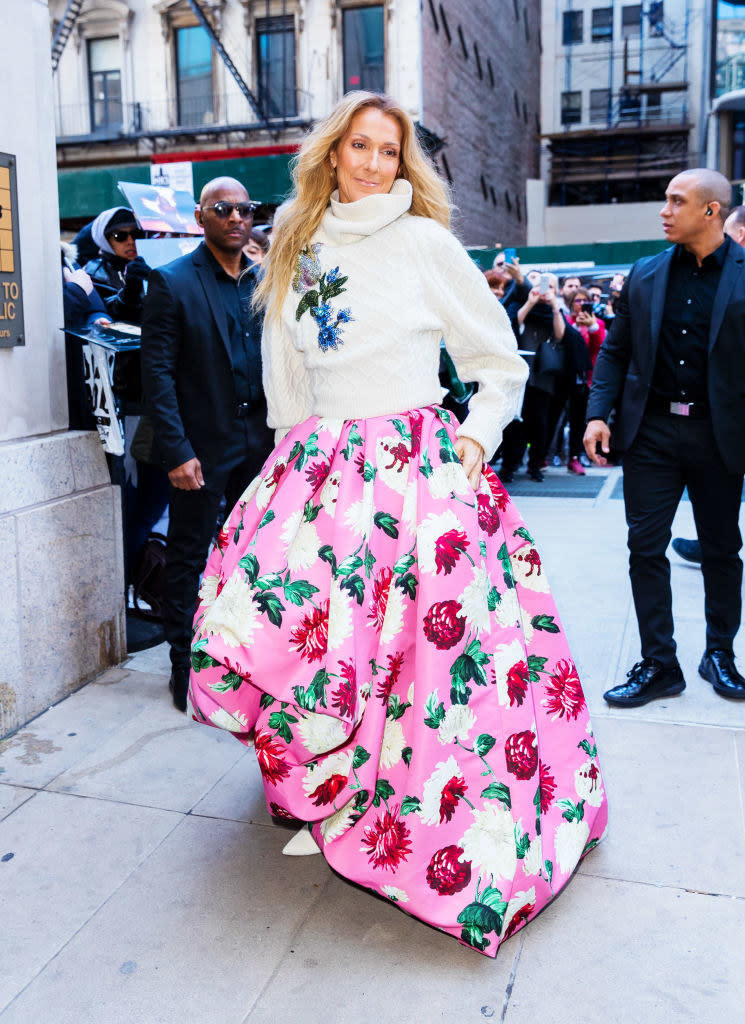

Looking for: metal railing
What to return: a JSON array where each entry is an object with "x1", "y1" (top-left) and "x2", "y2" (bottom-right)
[
  {"x1": 55, "y1": 90, "x2": 301, "y2": 142},
  {"x1": 560, "y1": 92, "x2": 688, "y2": 133}
]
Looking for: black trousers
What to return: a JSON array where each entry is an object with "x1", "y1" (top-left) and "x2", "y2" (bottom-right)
[
  {"x1": 623, "y1": 412, "x2": 743, "y2": 666},
  {"x1": 163, "y1": 409, "x2": 274, "y2": 670},
  {"x1": 501, "y1": 385, "x2": 553, "y2": 474}
]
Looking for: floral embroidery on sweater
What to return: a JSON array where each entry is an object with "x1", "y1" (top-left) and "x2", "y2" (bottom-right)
[{"x1": 292, "y1": 243, "x2": 353, "y2": 352}]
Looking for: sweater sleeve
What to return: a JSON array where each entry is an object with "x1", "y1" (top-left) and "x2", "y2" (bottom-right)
[
  {"x1": 421, "y1": 221, "x2": 528, "y2": 461},
  {"x1": 261, "y1": 302, "x2": 313, "y2": 443}
]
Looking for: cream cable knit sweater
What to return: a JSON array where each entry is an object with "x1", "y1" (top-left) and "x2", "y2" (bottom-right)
[{"x1": 262, "y1": 179, "x2": 528, "y2": 461}]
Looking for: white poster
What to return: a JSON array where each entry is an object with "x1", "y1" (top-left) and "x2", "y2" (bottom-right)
[{"x1": 150, "y1": 161, "x2": 194, "y2": 194}]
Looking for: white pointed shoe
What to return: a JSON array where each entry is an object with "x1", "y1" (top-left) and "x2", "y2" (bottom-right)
[{"x1": 282, "y1": 827, "x2": 321, "y2": 856}]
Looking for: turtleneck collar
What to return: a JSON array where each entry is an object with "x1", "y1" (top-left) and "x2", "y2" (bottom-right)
[{"x1": 318, "y1": 178, "x2": 413, "y2": 245}]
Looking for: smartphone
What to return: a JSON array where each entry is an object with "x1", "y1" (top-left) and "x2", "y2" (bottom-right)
[
  {"x1": 581, "y1": 302, "x2": 594, "y2": 314},
  {"x1": 503, "y1": 247, "x2": 516, "y2": 265},
  {"x1": 539, "y1": 273, "x2": 550, "y2": 293}
]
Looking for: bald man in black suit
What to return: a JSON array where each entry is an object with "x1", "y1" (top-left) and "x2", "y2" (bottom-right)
[{"x1": 585, "y1": 169, "x2": 745, "y2": 706}]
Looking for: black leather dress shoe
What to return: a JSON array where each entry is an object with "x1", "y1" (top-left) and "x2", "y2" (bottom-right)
[
  {"x1": 527, "y1": 467, "x2": 544, "y2": 482},
  {"x1": 699, "y1": 649, "x2": 745, "y2": 699},
  {"x1": 603, "y1": 658, "x2": 685, "y2": 708},
  {"x1": 169, "y1": 666, "x2": 189, "y2": 713},
  {"x1": 672, "y1": 537, "x2": 702, "y2": 565}
]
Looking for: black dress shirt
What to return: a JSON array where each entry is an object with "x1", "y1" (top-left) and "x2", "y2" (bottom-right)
[
  {"x1": 204, "y1": 247, "x2": 263, "y2": 405},
  {"x1": 651, "y1": 236, "x2": 730, "y2": 406}
]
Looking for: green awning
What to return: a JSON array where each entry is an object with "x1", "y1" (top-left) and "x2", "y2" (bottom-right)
[{"x1": 58, "y1": 153, "x2": 294, "y2": 221}]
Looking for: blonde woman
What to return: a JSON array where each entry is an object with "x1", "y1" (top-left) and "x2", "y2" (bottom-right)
[{"x1": 188, "y1": 92, "x2": 607, "y2": 957}]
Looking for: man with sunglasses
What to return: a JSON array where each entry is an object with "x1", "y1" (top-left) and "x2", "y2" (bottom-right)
[
  {"x1": 84, "y1": 206, "x2": 150, "y2": 323},
  {"x1": 142, "y1": 176, "x2": 274, "y2": 712}
]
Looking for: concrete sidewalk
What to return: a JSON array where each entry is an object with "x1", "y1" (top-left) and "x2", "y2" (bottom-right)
[{"x1": 1, "y1": 466, "x2": 744, "y2": 1024}]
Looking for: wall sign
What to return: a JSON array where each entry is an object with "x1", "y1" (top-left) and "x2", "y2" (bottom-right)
[{"x1": 0, "y1": 153, "x2": 24, "y2": 348}]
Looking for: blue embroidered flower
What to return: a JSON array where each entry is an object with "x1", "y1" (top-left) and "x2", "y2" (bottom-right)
[{"x1": 293, "y1": 244, "x2": 353, "y2": 352}]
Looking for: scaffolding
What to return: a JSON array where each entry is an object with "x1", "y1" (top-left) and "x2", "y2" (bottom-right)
[{"x1": 549, "y1": 0, "x2": 692, "y2": 205}]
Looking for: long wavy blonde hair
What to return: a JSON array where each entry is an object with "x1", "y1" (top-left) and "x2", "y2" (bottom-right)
[{"x1": 255, "y1": 91, "x2": 452, "y2": 321}]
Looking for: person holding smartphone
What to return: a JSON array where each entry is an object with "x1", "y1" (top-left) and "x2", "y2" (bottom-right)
[
  {"x1": 566, "y1": 288, "x2": 606, "y2": 475},
  {"x1": 500, "y1": 271, "x2": 568, "y2": 482}
]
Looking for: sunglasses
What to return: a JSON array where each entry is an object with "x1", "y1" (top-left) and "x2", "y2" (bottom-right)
[
  {"x1": 202, "y1": 201, "x2": 260, "y2": 219},
  {"x1": 108, "y1": 229, "x2": 143, "y2": 242}
]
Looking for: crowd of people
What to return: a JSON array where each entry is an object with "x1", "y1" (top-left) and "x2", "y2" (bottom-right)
[{"x1": 483, "y1": 258, "x2": 621, "y2": 482}]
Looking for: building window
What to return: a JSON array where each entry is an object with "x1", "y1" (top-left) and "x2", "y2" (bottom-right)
[
  {"x1": 732, "y1": 112, "x2": 745, "y2": 180},
  {"x1": 646, "y1": 89, "x2": 662, "y2": 119},
  {"x1": 257, "y1": 16, "x2": 297, "y2": 119},
  {"x1": 561, "y1": 90, "x2": 582, "y2": 125},
  {"x1": 562, "y1": 10, "x2": 583, "y2": 46},
  {"x1": 621, "y1": 4, "x2": 641, "y2": 39},
  {"x1": 175, "y1": 25, "x2": 214, "y2": 126},
  {"x1": 342, "y1": 6, "x2": 384, "y2": 92},
  {"x1": 590, "y1": 88, "x2": 610, "y2": 122},
  {"x1": 88, "y1": 37, "x2": 122, "y2": 135},
  {"x1": 591, "y1": 8, "x2": 613, "y2": 42}
]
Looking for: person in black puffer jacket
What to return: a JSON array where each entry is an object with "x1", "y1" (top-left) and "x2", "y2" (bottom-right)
[{"x1": 85, "y1": 206, "x2": 150, "y2": 323}]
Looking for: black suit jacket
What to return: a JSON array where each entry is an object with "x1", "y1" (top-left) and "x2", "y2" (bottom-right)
[
  {"x1": 141, "y1": 242, "x2": 264, "y2": 474},
  {"x1": 586, "y1": 241, "x2": 745, "y2": 474}
]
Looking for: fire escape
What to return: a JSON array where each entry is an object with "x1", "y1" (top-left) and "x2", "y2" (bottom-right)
[
  {"x1": 547, "y1": 2, "x2": 691, "y2": 206},
  {"x1": 52, "y1": 0, "x2": 295, "y2": 147}
]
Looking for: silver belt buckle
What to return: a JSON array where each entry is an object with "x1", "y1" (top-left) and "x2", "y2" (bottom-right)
[{"x1": 669, "y1": 401, "x2": 691, "y2": 417}]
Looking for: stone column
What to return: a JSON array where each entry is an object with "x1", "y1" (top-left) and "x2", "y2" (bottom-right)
[{"x1": 0, "y1": 0, "x2": 125, "y2": 738}]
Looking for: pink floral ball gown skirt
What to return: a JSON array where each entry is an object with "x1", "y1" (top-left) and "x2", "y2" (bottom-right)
[{"x1": 188, "y1": 405, "x2": 608, "y2": 957}]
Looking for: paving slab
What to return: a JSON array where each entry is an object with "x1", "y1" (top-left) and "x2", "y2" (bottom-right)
[
  {"x1": 0, "y1": 668, "x2": 170, "y2": 789},
  {"x1": 581, "y1": 716, "x2": 745, "y2": 897},
  {"x1": 47, "y1": 698, "x2": 246, "y2": 814},
  {"x1": 503, "y1": 875, "x2": 745, "y2": 1024},
  {"x1": 245, "y1": 870, "x2": 518, "y2": 1024},
  {"x1": 0, "y1": 816, "x2": 330, "y2": 1024},
  {"x1": 0, "y1": 790, "x2": 179, "y2": 1013},
  {"x1": 0, "y1": 784, "x2": 35, "y2": 823},
  {"x1": 191, "y1": 748, "x2": 273, "y2": 826}
]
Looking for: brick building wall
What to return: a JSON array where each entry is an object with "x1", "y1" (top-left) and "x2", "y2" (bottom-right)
[{"x1": 421, "y1": 0, "x2": 541, "y2": 246}]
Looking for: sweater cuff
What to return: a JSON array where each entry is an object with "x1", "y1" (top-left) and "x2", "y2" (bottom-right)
[{"x1": 456, "y1": 416, "x2": 501, "y2": 465}]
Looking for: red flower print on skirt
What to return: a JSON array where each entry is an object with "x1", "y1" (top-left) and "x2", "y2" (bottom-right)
[
  {"x1": 376, "y1": 651, "x2": 405, "y2": 702},
  {"x1": 305, "y1": 460, "x2": 330, "y2": 490},
  {"x1": 368, "y1": 566, "x2": 393, "y2": 631},
  {"x1": 440, "y1": 775, "x2": 468, "y2": 823},
  {"x1": 331, "y1": 660, "x2": 356, "y2": 718},
  {"x1": 483, "y1": 465, "x2": 510, "y2": 511},
  {"x1": 504, "y1": 730, "x2": 538, "y2": 780},
  {"x1": 435, "y1": 529, "x2": 469, "y2": 575},
  {"x1": 503, "y1": 899, "x2": 535, "y2": 940},
  {"x1": 255, "y1": 730, "x2": 292, "y2": 785},
  {"x1": 426, "y1": 845, "x2": 472, "y2": 895},
  {"x1": 542, "y1": 659, "x2": 586, "y2": 720},
  {"x1": 538, "y1": 761, "x2": 557, "y2": 813},
  {"x1": 361, "y1": 807, "x2": 412, "y2": 871},
  {"x1": 506, "y1": 660, "x2": 529, "y2": 707},
  {"x1": 308, "y1": 773, "x2": 348, "y2": 806},
  {"x1": 477, "y1": 494, "x2": 501, "y2": 536},
  {"x1": 423, "y1": 600, "x2": 466, "y2": 650},
  {"x1": 289, "y1": 600, "x2": 330, "y2": 663}
]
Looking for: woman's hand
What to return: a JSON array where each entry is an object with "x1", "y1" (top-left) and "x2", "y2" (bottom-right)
[{"x1": 455, "y1": 436, "x2": 485, "y2": 490}]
